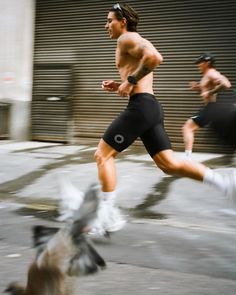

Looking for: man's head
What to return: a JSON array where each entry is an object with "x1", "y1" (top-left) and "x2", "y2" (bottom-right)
[
  {"x1": 194, "y1": 53, "x2": 216, "y2": 67},
  {"x1": 105, "y1": 3, "x2": 139, "y2": 39},
  {"x1": 109, "y1": 3, "x2": 139, "y2": 32}
]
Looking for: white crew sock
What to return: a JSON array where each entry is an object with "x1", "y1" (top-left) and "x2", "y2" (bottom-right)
[
  {"x1": 185, "y1": 150, "x2": 192, "y2": 158},
  {"x1": 102, "y1": 191, "x2": 116, "y2": 206},
  {"x1": 203, "y1": 168, "x2": 227, "y2": 194}
]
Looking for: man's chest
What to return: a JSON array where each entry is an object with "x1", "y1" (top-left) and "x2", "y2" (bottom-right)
[
  {"x1": 200, "y1": 75, "x2": 215, "y2": 90},
  {"x1": 115, "y1": 48, "x2": 138, "y2": 72}
]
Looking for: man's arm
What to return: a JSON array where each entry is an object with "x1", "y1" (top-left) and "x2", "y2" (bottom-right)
[
  {"x1": 201, "y1": 69, "x2": 231, "y2": 100},
  {"x1": 208, "y1": 69, "x2": 231, "y2": 95},
  {"x1": 120, "y1": 35, "x2": 163, "y2": 82},
  {"x1": 117, "y1": 34, "x2": 163, "y2": 96},
  {"x1": 189, "y1": 81, "x2": 201, "y2": 92},
  {"x1": 102, "y1": 80, "x2": 121, "y2": 92}
]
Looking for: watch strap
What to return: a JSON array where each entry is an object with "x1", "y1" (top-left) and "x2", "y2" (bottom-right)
[{"x1": 127, "y1": 75, "x2": 137, "y2": 85}]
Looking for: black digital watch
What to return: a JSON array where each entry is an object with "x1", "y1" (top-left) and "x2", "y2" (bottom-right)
[{"x1": 127, "y1": 75, "x2": 137, "y2": 85}]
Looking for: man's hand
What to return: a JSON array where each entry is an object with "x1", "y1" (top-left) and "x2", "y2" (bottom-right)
[
  {"x1": 117, "y1": 80, "x2": 134, "y2": 97},
  {"x1": 189, "y1": 81, "x2": 200, "y2": 91},
  {"x1": 102, "y1": 80, "x2": 120, "y2": 92},
  {"x1": 201, "y1": 90, "x2": 211, "y2": 100}
]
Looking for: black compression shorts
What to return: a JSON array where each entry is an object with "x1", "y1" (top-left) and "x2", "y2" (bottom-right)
[
  {"x1": 191, "y1": 90, "x2": 236, "y2": 128},
  {"x1": 102, "y1": 93, "x2": 172, "y2": 157},
  {"x1": 191, "y1": 102, "x2": 216, "y2": 128}
]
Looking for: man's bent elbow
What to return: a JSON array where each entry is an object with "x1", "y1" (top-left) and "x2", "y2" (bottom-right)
[
  {"x1": 226, "y1": 81, "x2": 232, "y2": 89},
  {"x1": 153, "y1": 53, "x2": 163, "y2": 67}
]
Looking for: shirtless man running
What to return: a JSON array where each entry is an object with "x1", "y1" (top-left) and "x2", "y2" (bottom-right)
[
  {"x1": 182, "y1": 53, "x2": 231, "y2": 159},
  {"x1": 90, "y1": 3, "x2": 236, "y2": 236}
]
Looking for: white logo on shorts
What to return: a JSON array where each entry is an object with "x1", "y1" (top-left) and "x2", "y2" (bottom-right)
[{"x1": 114, "y1": 134, "x2": 124, "y2": 144}]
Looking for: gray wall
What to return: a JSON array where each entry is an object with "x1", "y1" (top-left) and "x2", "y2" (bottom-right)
[{"x1": 0, "y1": 0, "x2": 35, "y2": 140}]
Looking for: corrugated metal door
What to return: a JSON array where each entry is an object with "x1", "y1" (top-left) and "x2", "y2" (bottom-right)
[
  {"x1": 0, "y1": 102, "x2": 11, "y2": 139},
  {"x1": 32, "y1": 64, "x2": 72, "y2": 142},
  {"x1": 147, "y1": 0, "x2": 236, "y2": 152},
  {"x1": 33, "y1": 0, "x2": 236, "y2": 152}
]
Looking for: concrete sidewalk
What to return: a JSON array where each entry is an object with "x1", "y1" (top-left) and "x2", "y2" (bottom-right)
[
  {"x1": 1, "y1": 204, "x2": 236, "y2": 295},
  {"x1": 0, "y1": 139, "x2": 226, "y2": 201},
  {"x1": 0, "y1": 140, "x2": 236, "y2": 295}
]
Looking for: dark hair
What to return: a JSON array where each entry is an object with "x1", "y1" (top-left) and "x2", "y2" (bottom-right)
[
  {"x1": 110, "y1": 3, "x2": 139, "y2": 32},
  {"x1": 194, "y1": 52, "x2": 216, "y2": 67}
]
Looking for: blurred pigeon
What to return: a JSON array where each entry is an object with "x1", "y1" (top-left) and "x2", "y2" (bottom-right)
[
  {"x1": 4, "y1": 183, "x2": 106, "y2": 295},
  {"x1": 56, "y1": 172, "x2": 85, "y2": 222}
]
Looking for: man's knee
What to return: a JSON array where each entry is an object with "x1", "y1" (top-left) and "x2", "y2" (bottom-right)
[
  {"x1": 182, "y1": 120, "x2": 192, "y2": 134},
  {"x1": 94, "y1": 149, "x2": 115, "y2": 166},
  {"x1": 153, "y1": 150, "x2": 179, "y2": 176},
  {"x1": 158, "y1": 161, "x2": 179, "y2": 175},
  {"x1": 183, "y1": 119, "x2": 199, "y2": 133},
  {"x1": 94, "y1": 149, "x2": 103, "y2": 165}
]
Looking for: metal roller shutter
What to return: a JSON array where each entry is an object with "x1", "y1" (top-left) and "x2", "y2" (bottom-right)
[
  {"x1": 33, "y1": 0, "x2": 236, "y2": 152},
  {"x1": 32, "y1": 64, "x2": 72, "y2": 142}
]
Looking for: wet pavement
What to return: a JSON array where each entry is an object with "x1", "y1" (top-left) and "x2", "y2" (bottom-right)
[{"x1": 0, "y1": 140, "x2": 236, "y2": 294}]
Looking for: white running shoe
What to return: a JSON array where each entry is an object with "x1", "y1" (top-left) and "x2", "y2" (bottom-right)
[
  {"x1": 89, "y1": 200, "x2": 126, "y2": 236},
  {"x1": 104, "y1": 205, "x2": 126, "y2": 232},
  {"x1": 89, "y1": 200, "x2": 110, "y2": 236}
]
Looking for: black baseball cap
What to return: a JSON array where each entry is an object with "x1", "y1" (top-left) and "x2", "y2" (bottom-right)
[{"x1": 194, "y1": 53, "x2": 215, "y2": 64}]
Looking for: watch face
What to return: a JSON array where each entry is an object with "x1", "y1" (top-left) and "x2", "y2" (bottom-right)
[{"x1": 128, "y1": 76, "x2": 137, "y2": 85}]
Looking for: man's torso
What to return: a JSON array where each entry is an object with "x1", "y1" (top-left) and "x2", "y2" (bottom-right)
[
  {"x1": 200, "y1": 68, "x2": 218, "y2": 103},
  {"x1": 115, "y1": 32, "x2": 155, "y2": 96}
]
